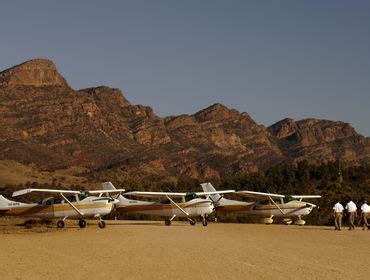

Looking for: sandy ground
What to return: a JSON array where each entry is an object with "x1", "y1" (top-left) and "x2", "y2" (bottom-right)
[{"x1": 0, "y1": 218, "x2": 369, "y2": 280}]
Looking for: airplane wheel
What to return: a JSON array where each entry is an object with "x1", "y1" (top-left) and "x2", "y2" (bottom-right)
[
  {"x1": 165, "y1": 220, "x2": 171, "y2": 226},
  {"x1": 190, "y1": 219, "x2": 196, "y2": 226},
  {"x1": 261, "y1": 218, "x2": 274, "y2": 224},
  {"x1": 98, "y1": 221, "x2": 106, "y2": 229},
  {"x1": 57, "y1": 220, "x2": 65, "y2": 229},
  {"x1": 202, "y1": 220, "x2": 208, "y2": 227},
  {"x1": 78, "y1": 220, "x2": 86, "y2": 228},
  {"x1": 294, "y1": 219, "x2": 306, "y2": 226}
]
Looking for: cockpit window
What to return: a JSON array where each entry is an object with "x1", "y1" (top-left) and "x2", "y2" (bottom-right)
[
  {"x1": 185, "y1": 193, "x2": 197, "y2": 202},
  {"x1": 259, "y1": 199, "x2": 282, "y2": 205},
  {"x1": 259, "y1": 200, "x2": 271, "y2": 205},
  {"x1": 159, "y1": 197, "x2": 183, "y2": 204},
  {"x1": 38, "y1": 197, "x2": 62, "y2": 205},
  {"x1": 284, "y1": 195, "x2": 294, "y2": 203},
  {"x1": 159, "y1": 199, "x2": 171, "y2": 204},
  {"x1": 78, "y1": 194, "x2": 88, "y2": 200}
]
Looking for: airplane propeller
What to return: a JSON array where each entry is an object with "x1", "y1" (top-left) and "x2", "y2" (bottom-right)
[{"x1": 206, "y1": 194, "x2": 223, "y2": 222}]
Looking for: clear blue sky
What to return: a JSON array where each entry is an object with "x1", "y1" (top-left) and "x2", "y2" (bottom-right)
[{"x1": 1, "y1": 0, "x2": 369, "y2": 135}]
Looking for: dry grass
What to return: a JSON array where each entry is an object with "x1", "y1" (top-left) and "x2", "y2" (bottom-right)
[{"x1": 0, "y1": 160, "x2": 94, "y2": 187}]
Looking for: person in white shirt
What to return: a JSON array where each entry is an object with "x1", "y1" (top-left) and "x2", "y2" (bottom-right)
[
  {"x1": 360, "y1": 200, "x2": 369, "y2": 230},
  {"x1": 333, "y1": 201, "x2": 344, "y2": 231},
  {"x1": 345, "y1": 200, "x2": 357, "y2": 230}
]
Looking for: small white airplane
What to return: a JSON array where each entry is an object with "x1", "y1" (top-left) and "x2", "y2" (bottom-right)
[
  {"x1": 201, "y1": 183, "x2": 321, "y2": 225},
  {"x1": 0, "y1": 185, "x2": 125, "y2": 229},
  {"x1": 102, "y1": 182, "x2": 234, "y2": 226}
]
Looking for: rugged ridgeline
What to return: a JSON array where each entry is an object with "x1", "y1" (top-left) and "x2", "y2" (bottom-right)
[{"x1": 0, "y1": 59, "x2": 369, "y2": 184}]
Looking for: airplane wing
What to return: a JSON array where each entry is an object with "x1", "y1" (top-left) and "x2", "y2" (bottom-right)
[
  {"x1": 235, "y1": 190, "x2": 285, "y2": 199},
  {"x1": 123, "y1": 191, "x2": 187, "y2": 198},
  {"x1": 195, "y1": 190, "x2": 235, "y2": 196},
  {"x1": 290, "y1": 195, "x2": 321, "y2": 199},
  {"x1": 235, "y1": 190, "x2": 321, "y2": 200},
  {"x1": 12, "y1": 188, "x2": 80, "y2": 197},
  {"x1": 124, "y1": 190, "x2": 234, "y2": 198},
  {"x1": 12, "y1": 188, "x2": 125, "y2": 197},
  {"x1": 87, "y1": 189, "x2": 126, "y2": 195}
]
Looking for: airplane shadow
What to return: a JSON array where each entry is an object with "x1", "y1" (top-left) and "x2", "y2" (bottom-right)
[{"x1": 106, "y1": 221, "x2": 188, "y2": 227}]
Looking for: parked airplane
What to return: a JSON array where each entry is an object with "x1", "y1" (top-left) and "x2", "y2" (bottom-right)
[
  {"x1": 0, "y1": 186, "x2": 125, "y2": 229},
  {"x1": 102, "y1": 182, "x2": 234, "y2": 226},
  {"x1": 201, "y1": 183, "x2": 321, "y2": 225}
]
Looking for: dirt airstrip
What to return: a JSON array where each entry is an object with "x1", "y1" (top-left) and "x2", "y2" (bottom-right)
[{"x1": 0, "y1": 218, "x2": 369, "y2": 280}]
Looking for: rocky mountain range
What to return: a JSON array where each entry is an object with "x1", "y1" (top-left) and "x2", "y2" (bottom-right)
[{"x1": 0, "y1": 59, "x2": 369, "y2": 184}]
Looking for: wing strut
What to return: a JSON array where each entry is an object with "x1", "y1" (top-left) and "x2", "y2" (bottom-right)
[
  {"x1": 268, "y1": 196, "x2": 285, "y2": 215},
  {"x1": 166, "y1": 195, "x2": 189, "y2": 216},
  {"x1": 60, "y1": 193, "x2": 84, "y2": 216}
]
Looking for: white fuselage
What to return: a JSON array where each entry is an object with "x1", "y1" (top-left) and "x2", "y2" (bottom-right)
[
  {"x1": 216, "y1": 198, "x2": 316, "y2": 218},
  {"x1": 0, "y1": 196, "x2": 113, "y2": 219},
  {"x1": 115, "y1": 197, "x2": 214, "y2": 218}
]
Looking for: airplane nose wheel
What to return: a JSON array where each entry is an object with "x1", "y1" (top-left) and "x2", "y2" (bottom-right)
[
  {"x1": 78, "y1": 220, "x2": 87, "y2": 228},
  {"x1": 57, "y1": 220, "x2": 65, "y2": 228},
  {"x1": 165, "y1": 220, "x2": 171, "y2": 226},
  {"x1": 202, "y1": 217, "x2": 208, "y2": 227}
]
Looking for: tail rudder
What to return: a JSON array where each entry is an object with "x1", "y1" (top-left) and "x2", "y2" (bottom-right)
[
  {"x1": 0, "y1": 195, "x2": 15, "y2": 210},
  {"x1": 102, "y1": 182, "x2": 116, "y2": 190},
  {"x1": 200, "y1": 182, "x2": 222, "y2": 202},
  {"x1": 101, "y1": 182, "x2": 130, "y2": 206}
]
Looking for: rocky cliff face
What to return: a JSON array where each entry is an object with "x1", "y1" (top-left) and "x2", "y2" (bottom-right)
[
  {"x1": 0, "y1": 59, "x2": 369, "y2": 181},
  {"x1": 0, "y1": 59, "x2": 68, "y2": 87},
  {"x1": 268, "y1": 118, "x2": 369, "y2": 165}
]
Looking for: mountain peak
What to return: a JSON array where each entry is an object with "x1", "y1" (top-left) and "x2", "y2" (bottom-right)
[
  {"x1": 0, "y1": 58, "x2": 68, "y2": 87},
  {"x1": 193, "y1": 103, "x2": 234, "y2": 122}
]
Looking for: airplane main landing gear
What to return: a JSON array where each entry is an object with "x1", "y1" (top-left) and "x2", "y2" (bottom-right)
[
  {"x1": 78, "y1": 219, "x2": 87, "y2": 228},
  {"x1": 57, "y1": 217, "x2": 68, "y2": 228},
  {"x1": 294, "y1": 216, "x2": 306, "y2": 226},
  {"x1": 189, "y1": 219, "x2": 196, "y2": 226},
  {"x1": 202, "y1": 217, "x2": 208, "y2": 227},
  {"x1": 57, "y1": 220, "x2": 65, "y2": 228},
  {"x1": 95, "y1": 214, "x2": 106, "y2": 229},
  {"x1": 262, "y1": 216, "x2": 274, "y2": 225},
  {"x1": 202, "y1": 220, "x2": 208, "y2": 226}
]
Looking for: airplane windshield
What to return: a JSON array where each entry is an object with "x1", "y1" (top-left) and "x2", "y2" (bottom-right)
[
  {"x1": 78, "y1": 194, "x2": 88, "y2": 200},
  {"x1": 284, "y1": 195, "x2": 294, "y2": 203},
  {"x1": 185, "y1": 193, "x2": 197, "y2": 202}
]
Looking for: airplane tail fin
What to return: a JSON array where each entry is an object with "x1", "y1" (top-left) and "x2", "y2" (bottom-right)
[
  {"x1": 102, "y1": 182, "x2": 116, "y2": 190},
  {"x1": 101, "y1": 182, "x2": 130, "y2": 206},
  {"x1": 200, "y1": 182, "x2": 222, "y2": 202},
  {"x1": 0, "y1": 195, "x2": 13, "y2": 210}
]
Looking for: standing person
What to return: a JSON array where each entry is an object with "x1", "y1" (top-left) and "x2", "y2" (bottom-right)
[
  {"x1": 360, "y1": 200, "x2": 369, "y2": 230},
  {"x1": 345, "y1": 199, "x2": 357, "y2": 230},
  {"x1": 333, "y1": 201, "x2": 344, "y2": 231}
]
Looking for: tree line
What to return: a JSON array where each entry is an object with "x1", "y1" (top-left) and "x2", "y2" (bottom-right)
[{"x1": 2, "y1": 161, "x2": 369, "y2": 225}]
